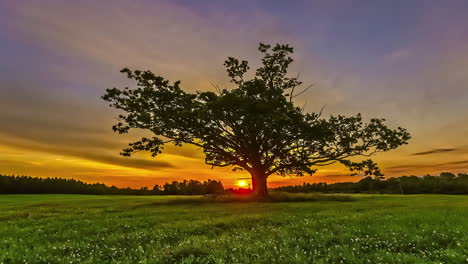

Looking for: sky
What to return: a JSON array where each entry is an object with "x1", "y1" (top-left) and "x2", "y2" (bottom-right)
[{"x1": 1, "y1": 0, "x2": 468, "y2": 188}]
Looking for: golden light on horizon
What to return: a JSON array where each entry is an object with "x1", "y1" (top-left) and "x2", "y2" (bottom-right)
[{"x1": 237, "y1": 180, "x2": 248, "y2": 188}]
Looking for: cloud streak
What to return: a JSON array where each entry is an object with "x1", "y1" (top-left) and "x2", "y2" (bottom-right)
[{"x1": 412, "y1": 148, "x2": 457, "y2": 156}]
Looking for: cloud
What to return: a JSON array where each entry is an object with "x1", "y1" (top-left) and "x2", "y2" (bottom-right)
[
  {"x1": 0, "y1": 0, "x2": 294, "y2": 173},
  {"x1": 0, "y1": 76, "x2": 204, "y2": 170},
  {"x1": 388, "y1": 160, "x2": 468, "y2": 172},
  {"x1": 443, "y1": 160, "x2": 468, "y2": 166},
  {"x1": 5, "y1": 0, "x2": 295, "y2": 81},
  {"x1": 0, "y1": 135, "x2": 175, "y2": 171},
  {"x1": 412, "y1": 148, "x2": 457, "y2": 156}
]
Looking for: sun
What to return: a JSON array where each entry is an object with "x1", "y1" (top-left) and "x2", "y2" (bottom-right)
[{"x1": 237, "y1": 180, "x2": 248, "y2": 187}]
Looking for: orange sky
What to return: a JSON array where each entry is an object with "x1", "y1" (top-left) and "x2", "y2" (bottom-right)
[{"x1": 1, "y1": 0, "x2": 468, "y2": 188}]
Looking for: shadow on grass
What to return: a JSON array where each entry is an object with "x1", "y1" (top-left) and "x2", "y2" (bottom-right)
[
  {"x1": 136, "y1": 192, "x2": 355, "y2": 207},
  {"x1": 27, "y1": 202, "x2": 64, "y2": 207}
]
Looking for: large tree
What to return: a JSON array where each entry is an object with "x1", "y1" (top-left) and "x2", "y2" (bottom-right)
[{"x1": 102, "y1": 43, "x2": 410, "y2": 198}]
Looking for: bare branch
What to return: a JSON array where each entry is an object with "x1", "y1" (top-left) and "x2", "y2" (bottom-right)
[
  {"x1": 292, "y1": 83, "x2": 314, "y2": 99},
  {"x1": 289, "y1": 72, "x2": 301, "y2": 103},
  {"x1": 208, "y1": 81, "x2": 222, "y2": 94},
  {"x1": 317, "y1": 104, "x2": 326, "y2": 118},
  {"x1": 300, "y1": 101, "x2": 308, "y2": 113}
]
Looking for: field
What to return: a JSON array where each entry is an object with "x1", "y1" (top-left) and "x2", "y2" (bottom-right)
[{"x1": 0, "y1": 194, "x2": 467, "y2": 264}]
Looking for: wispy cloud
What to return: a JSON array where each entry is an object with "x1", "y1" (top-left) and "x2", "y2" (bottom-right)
[
  {"x1": 388, "y1": 160, "x2": 468, "y2": 173},
  {"x1": 412, "y1": 148, "x2": 457, "y2": 156}
]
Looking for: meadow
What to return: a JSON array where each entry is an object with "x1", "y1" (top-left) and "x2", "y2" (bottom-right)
[{"x1": 0, "y1": 194, "x2": 466, "y2": 264}]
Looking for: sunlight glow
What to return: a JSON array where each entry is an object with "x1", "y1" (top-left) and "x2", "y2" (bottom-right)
[{"x1": 237, "y1": 180, "x2": 248, "y2": 187}]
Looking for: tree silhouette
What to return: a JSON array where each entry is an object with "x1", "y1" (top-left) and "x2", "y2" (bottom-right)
[
  {"x1": 102, "y1": 43, "x2": 410, "y2": 198},
  {"x1": 2, "y1": 173, "x2": 467, "y2": 195},
  {"x1": 273, "y1": 173, "x2": 468, "y2": 195},
  {"x1": 0, "y1": 174, "x2": 224, "y2": 195}
]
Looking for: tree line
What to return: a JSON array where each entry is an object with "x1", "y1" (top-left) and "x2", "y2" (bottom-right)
[
  {"x1": 0, "y1": 175, "x2": 223, "y2": 195},
  {"x1": 1, "y1": 173, "x2": 467, "y2": 195},
  {"x1": 153, "y1": 180, "x2": 224, "y2": 195},
  {"x1": 273, "y1": 172, "x2": 468, "y2": 194}
]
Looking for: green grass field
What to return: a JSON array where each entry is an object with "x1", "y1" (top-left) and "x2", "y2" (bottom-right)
[{"x1": 0, "y1": 194, "x2": 467, "y2": 264}]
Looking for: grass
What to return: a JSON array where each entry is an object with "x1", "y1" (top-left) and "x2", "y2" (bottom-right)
[
  {"x1": 136, "y1": 192, "x2": 355, "y2": 204},
  {"x1": 0, "y1": 194, "x2": 467, "y2": 264}
]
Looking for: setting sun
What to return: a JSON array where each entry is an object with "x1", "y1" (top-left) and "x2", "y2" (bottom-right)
[{"x1": 237, "y1": 180, "x2": 248, "y2": 188}]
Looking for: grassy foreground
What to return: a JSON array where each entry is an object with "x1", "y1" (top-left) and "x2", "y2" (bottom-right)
[{"x1": 0, "y1": 194, "x2": 467, "y2": 264}]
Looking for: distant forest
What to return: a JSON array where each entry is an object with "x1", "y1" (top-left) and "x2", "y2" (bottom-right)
[
  {"x1": 0, "y1": 175, "x2": 224, "y2": 195},
  {"x1": 0, "y1": 172, "x2": 467, "y2": 195},
  {"x1": 273, "y1": 172, "x2": 468, "y2": 195}
]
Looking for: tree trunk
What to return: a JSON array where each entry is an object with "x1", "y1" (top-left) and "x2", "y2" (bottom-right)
[{"x1": 251, "y1": 171, "x2": 269, "y2": 198}]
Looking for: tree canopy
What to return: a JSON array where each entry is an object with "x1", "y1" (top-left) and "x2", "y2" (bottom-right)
[{"x1": 102, "y1": 43, "x2": 410, "y2": 197}]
